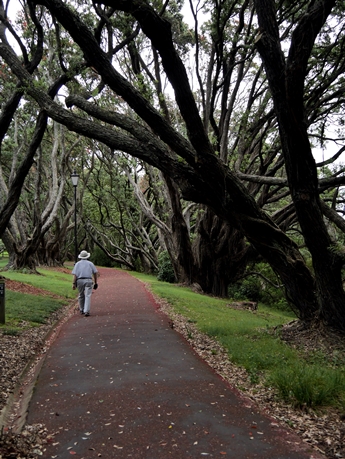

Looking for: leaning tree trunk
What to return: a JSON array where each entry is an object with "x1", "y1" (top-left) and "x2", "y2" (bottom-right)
[
  {"x1": 193, "y1": 207, "x2": 250, "y2": 297},
  {"x1": 254, "y1": 0, "x2": 345, "y2": 331},
  {"x1": 163, "y1": 174, "x2": 196, "y2": 285},
  {"x1": 179, "y1": 164, "x2": 319, "y2": 314}
]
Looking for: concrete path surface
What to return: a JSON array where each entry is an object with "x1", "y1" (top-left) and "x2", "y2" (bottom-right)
[{"x1": 25, "y1": 268, "x2": 323, "y2": 458}]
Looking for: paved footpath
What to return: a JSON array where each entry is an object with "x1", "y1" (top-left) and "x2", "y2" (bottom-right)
[{"x1": 25, "y1": 268, "x2": 323, "y2": 458}]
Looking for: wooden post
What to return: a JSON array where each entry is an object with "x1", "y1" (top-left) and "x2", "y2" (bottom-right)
[{"x1": 0, "y1": 279, "x2": 4, "y2": 324}]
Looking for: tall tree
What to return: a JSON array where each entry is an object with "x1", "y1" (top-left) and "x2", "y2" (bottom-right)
[
  {"x1": 0, "y1": 116, "x2": 75, "y2": 269},
  {"x1": 1, "y1": 0, "x2": 345, "y2": 331},
  {"x1": 253, "y1": 0, "x2": 345, "y2": 328},
  {"x1": 82, "y1": 150, "x2": 160, "y2": 271}
]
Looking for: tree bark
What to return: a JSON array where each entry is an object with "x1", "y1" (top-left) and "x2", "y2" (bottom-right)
[
  {"x1": 162, "y1": 174, "x2": 196, "y2": 285},
  {"x1": 254, "y1": 0, "x2": 345, "y2": 330},
  {"x1": 193, "y1": 208, "x2": 250, "y2": 297}
]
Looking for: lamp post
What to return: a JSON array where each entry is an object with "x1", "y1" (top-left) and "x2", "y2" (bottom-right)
[{"x1": 70, "y1": 170, "x2": 79, "y2": 263}]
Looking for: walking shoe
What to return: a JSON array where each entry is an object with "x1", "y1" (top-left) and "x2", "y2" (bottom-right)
[
  {"x1": 85, "y1": 313, "x2": 90, "y2": 317},
  {"x1": 80, "y1": 311, "x2": 85, "y2": 315}
]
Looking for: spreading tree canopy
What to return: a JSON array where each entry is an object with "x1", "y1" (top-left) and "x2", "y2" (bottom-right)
[{"x1": 0, "y1": 0, "x2": 345, "y2": 332}]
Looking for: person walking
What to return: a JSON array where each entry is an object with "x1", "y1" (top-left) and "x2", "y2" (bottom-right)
[{"x1": 72, "y1": 250, "x2": 99, "y2": 316}]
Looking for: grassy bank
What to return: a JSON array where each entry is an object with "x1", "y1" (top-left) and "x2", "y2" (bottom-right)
[
  {"x1": 3, "y1": 291, "x2": 68, "y2": 331},
  {"x1": 131, "y1": 272, "x2": 345, "y2": 410},
  {"x1": 0, "y1": 260, "x2": 75, "y2": 332},
  {"x1": 0, "y1": 260, "x2": 74, "y2": 298}
]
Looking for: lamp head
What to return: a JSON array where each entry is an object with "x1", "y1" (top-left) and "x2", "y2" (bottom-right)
[{"x1": 70, "y1": 170, "x2": 79, "y2": 187}]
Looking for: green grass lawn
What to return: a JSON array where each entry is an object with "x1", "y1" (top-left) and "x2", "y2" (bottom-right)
[
  {"x1": 0, "y1": 259, "x2": 76, "y2": 331},
  {"x1": 4, "y1": 291, "x2": 68, "y2": 330},
  {"x1": 0, "y1": 261, "x2": 74, "y2": 298}
]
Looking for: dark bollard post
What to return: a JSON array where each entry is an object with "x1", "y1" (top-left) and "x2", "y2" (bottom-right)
[{"x1": 0, "y1": 279, "x2": 5, "y2": 324}]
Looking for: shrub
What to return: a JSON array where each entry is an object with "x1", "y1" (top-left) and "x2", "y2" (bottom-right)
[
  {"x1": 228, "y1": 278, "x2": 261, "y2": 302},
  {"x1": 91, "y1": 246, "x2": 116, "y2": 267},
  {"x1": 228, "y1": 265, "x2": 291, "y2": 312},
  {"x1": 157, "y1": 251, "x2": 176, "y2": 283}
]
